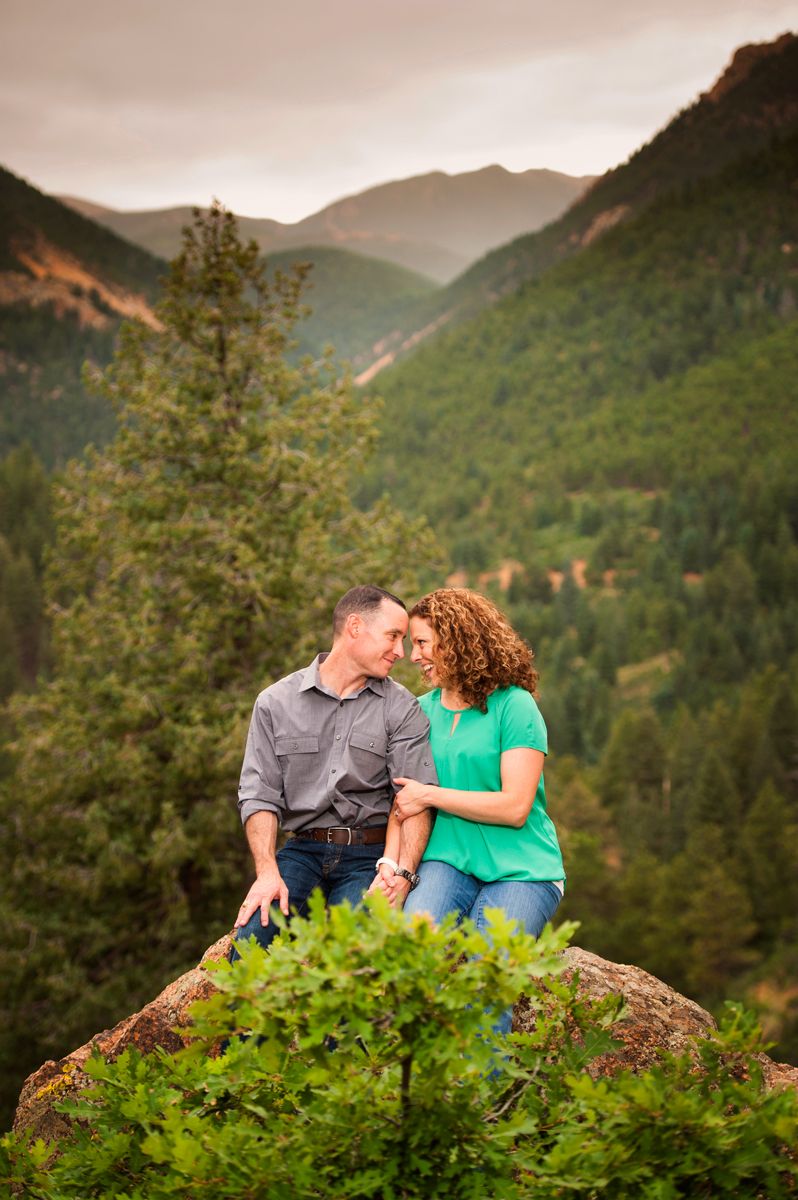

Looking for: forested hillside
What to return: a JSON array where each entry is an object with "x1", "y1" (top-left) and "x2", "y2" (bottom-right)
[
  {"x1": 0, "y1": 169, "x2": 441, "y2": 466},
  {"x1": 0, "y1": 165, "x2": 163, "y2": 467},
  {"x1": 447, "y1": 31, "x2": 798, "y2": 311},
  {"x1": 365, "y1": 130, "x2": 798, "y2": 547},
  {"x1": 363, "y1": 122, "x2": 798, "y2": 1056},
  {"x1": 352, "y1": 32, "x2": 798, "y2": 376},
  {"x1": 265, "y1": 245, "x2": 436, "y2": 362}
]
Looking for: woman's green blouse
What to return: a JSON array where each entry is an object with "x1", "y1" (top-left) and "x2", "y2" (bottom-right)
[{"x1": 419, "y1": 686, "x2": 565, "y2": 884}]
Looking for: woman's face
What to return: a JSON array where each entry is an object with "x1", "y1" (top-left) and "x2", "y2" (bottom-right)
[{"x1": 410, "y1": 616, "x2": 443, "y2": 687}]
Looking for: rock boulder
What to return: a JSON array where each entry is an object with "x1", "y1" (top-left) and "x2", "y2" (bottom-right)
[{"x1": 14, "y1": 940, "x2": 798, "y2": 1143}]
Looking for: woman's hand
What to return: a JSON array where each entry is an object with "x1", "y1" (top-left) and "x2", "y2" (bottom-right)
[
  {"x1": 392, "y1": 777, "x2": 432, "y2": 822},
  {"x1": 367, "y1": 863, "x2": 411, "y2": 907}
]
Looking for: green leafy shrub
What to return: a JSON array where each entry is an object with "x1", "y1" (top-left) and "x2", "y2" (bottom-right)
[{"x1": 3, "y1": 897, "x2": 797, "y2": 1198}]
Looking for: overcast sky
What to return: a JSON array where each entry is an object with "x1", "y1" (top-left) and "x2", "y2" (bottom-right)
[{"x1": 1, "y1": 0, "x2": 795, "y2": 222}]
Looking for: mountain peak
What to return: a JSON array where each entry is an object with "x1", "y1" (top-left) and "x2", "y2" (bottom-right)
[{"x1": 705, "y1": 31, "x2": 796, "y2": 103}]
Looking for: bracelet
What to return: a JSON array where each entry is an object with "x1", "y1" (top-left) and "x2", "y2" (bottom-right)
[{"x1": 375, "y1": 856, "x2": 399, "y2": 874}]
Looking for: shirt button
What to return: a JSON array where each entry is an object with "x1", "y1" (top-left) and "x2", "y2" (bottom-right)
[
  {"x1": 369, "y1": 741, "x2": 374, "y2": 747},
  {"x1": 336, "y1": 735, "x2": 341, "y2": 741},
  {"x1": 331, "y1": 769, "x2": 337, "y2": 774}
]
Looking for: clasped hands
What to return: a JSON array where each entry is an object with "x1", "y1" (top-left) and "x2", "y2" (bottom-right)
[
  {"x1": 366, "y1": 777, "x2": 429, "y2": 907},
  {"x1": 367, "y1": 858, "x2": 410, "y2": 907}
]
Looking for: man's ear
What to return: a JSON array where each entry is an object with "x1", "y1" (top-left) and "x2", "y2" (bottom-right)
[{"x1": 345, "y1": 612, "x2": 361, "y2": 639}]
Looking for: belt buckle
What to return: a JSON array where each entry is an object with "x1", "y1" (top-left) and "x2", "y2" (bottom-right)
[{"x1": 327, "y1": 826, "x2": 353, "y2": 845}]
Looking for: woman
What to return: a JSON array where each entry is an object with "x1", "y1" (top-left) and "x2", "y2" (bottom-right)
[{"x1": 391, "y1": 588, "x2": 565, "y2": 1032}]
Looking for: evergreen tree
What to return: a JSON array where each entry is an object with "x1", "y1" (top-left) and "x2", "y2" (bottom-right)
[
  {"x1": 686, "y1": 745, "x2": 741, "y2": 843},
  {"x1": 598, "y1": 707, "x2": 667, "y2": 852},
  {"x1": 767, "y1": 674, "x2": 798, "y2": 802},
  {"x1": 739, "y1": 780, "x2": 798, "y2": 942},
  {"x1": 0, "y1": 204, "x2": 438, "y2": 1125},
  {"x1": 681, "y1": 858, "x2": 760, "y2": 999},
  {"x1": 640, "y1": 828, "x2": 759, "y2": 999}
]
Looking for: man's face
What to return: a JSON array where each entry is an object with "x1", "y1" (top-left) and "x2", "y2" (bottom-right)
[{"x1": 352, "y1": 599, "x2": 408, "y2": 678}]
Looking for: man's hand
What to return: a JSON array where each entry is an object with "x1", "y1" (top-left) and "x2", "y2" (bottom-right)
[
  {"x1": 235, "y1": 866, "x2": 289, "y2": 927},
  {"x1": 367, "y1": 861, "x2": 412, "y2": 909},
  {"x1": 392, "y1": 777, "x2": 431, "y2": 822}
]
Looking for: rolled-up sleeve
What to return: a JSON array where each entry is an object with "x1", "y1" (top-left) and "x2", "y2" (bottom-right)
[
  {"x1": 386, "y1": 690, "x2": 438, "y2": 786},
  {"x1": 237, "y1": 696, "x2": 285, "y2": 826}
]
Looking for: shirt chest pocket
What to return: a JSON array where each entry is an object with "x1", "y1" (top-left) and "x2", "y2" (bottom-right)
[
  {"x1": 275, "y1": 735, "x2": 320, "y2": 761},
  {"x1": 349, "y1": 730, "x2": 388, "y2": 784}
]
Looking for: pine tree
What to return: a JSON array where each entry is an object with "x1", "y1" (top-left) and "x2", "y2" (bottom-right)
[
  {"x1": 598, "y1": 707, "x2": 667, "y2": 853},
  {"x1": 0, "y1": 203, "x2": 438, "y2": 1124},
  {"x1": 739, "y1": 780, "x2": 798, "y2": 942}
]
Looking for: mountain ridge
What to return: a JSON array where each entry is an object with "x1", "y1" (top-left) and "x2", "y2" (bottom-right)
[{"x1": 58, "y1": 164, "x2": 595, "y2": 284}]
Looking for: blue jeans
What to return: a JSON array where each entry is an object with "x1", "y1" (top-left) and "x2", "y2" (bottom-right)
[
  {"x1": 404, "y1": 859, "x2": 563, "y2": 1035},
  {"x1": 230, "y1": 838, "x2": 382, "y2": 961}
]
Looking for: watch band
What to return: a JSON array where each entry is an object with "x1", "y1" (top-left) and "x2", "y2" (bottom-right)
[{"x1": 394, "y1": 867, "x2": 421, "y2": 890}]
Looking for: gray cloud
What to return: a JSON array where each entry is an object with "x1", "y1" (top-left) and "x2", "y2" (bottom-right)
[{"x1": 1, "y1": 0, "x2": 795, "y2": 219}]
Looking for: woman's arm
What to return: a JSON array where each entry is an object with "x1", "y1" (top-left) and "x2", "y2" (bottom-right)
[{"x1": 393, "y1": 747, "x2": 543, "y2": 830}]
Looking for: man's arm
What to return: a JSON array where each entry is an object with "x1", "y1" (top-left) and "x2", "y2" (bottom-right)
[
  {"x1": 393, "y1": 806, "x2": 433, "y2": 903},
  {"x1": 368, "y1": 804, "x2": 432, "y2": 907},
  {"x1": 369, "y1": 687, "x2": 437, "y2": 906},
  {"x1": 235, "y1": 810, "x2": 290, "y2": 928},
  {"x1": 235, "y1": 693, "x2": 289, "y2": 926}
]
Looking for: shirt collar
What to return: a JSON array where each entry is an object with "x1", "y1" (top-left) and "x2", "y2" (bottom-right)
[{"x1": 298, "y1": 652, "x2": 386, "y2": 697}]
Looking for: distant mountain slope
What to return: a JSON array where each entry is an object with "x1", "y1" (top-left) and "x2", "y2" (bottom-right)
[
  {"x1": 353, "y1": 31, "x2": 798, "y2": 377},
  {"x1": 60, "y1": 164, "x2": 594, "y2": 284},
  {"x1": 0, "y1": 165, "x2": 164, "y2": 466},
  {"x1": 0, "y1": 167, "x2": 440, "y2": 463},
  {"x1": 364, "y1": 128, "x2": 798, "y2": 556},
  {"x1": 452, "y1": 31, "x2": 798, "y2": 308},
  {"x1": 265, "y1": 246, "x2": 436, "y2": 363},
  {"x1": 0, "y1": 166, "x2": 162, "y2": 321}
]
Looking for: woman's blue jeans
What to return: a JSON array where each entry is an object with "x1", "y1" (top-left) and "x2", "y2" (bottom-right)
[{"x1": 404, "y1": 859, "x2": 563, "y2": 1035}]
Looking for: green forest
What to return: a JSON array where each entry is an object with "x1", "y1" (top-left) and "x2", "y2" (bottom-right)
[
  {"x1": 0, "y1": 35, "x2": 797, "y2": 1148},
  {"x1": 360, "y1": 129, "x2": 798, "y2": 1067}
]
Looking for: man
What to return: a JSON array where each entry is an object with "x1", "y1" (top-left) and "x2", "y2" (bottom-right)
[{"x1": 232, "y1": 585, "x2": 437, "y2": 952}]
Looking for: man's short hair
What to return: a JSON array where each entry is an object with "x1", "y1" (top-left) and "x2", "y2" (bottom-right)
[{"x1": 332, "y1": 585, "x2": 406, "y2": 638}]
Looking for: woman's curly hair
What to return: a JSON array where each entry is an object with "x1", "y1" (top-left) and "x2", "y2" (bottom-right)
[{"x1": 410, "y1": 588, "x2": 538, "y2": 712}]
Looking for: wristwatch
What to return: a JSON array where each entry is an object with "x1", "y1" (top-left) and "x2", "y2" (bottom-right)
[{"x1": 393, "y1": 867, "x2": 421, "y2": 890}]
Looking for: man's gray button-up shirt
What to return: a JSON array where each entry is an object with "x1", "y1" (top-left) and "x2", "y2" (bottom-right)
[{"x1": 237, "y1": 654, "x2": 438, "y2": 831}]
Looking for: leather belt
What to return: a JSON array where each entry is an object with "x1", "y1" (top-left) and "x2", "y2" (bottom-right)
[{"x1": 293, "y1": 825, "x2": 387, "y2": 846}]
